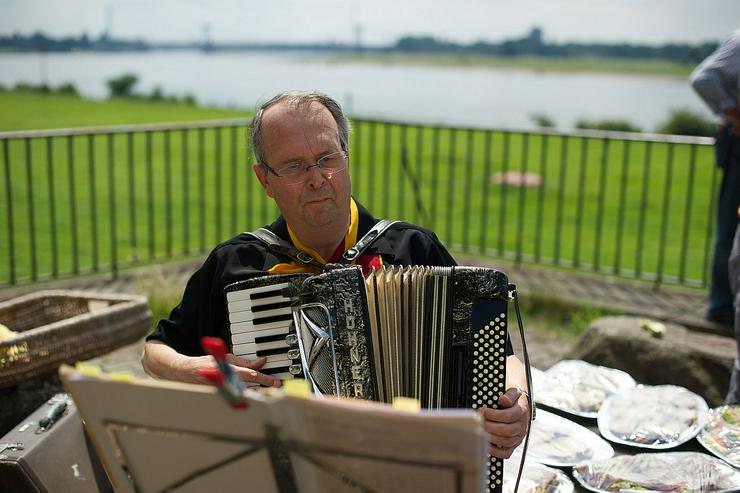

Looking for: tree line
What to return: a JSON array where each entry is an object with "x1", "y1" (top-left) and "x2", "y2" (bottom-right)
[{"x1": 0, "y1": 28, "x2": 719, "y2": 64}]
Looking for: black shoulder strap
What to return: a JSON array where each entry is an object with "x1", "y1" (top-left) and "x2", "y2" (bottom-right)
[
  {"x1": 339, "y1": 219, "x2": 399, "y2": 264},
  {"x1": 246, "y1": 228, "x2": 325, "y2": 270},
  {"x1": 246, "y1": 219, "x2": 399, "y2": 270}
]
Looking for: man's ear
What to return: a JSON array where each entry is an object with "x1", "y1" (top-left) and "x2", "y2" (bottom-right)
[{"x1": 253, "y1": 163, "x2": 275, "y2": 198}]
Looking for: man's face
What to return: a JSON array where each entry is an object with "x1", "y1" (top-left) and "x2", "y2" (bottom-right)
[{"x1": 254, "y1": 101, "x2": 351, "y2": 233}]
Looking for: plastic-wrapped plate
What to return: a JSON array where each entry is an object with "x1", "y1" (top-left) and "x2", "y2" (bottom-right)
[
  {"x1": 534, "y1": 360, "x2": 636, "y2": 418},
  {"x1": 697, "y1": 405, "x2": 740, "y2": 468},
  {"x1": 597, "y1": 384, "x2": 708, "y2": 449},
  {"x1": 573, "y1": 451, "x2": 740, "y2": 493},
  {"x1": 523, "y1": 409, "x2": 614, "y2": 467},
  {"x1": 503, "y1": 449, "x2": 574, "y2": 493}
]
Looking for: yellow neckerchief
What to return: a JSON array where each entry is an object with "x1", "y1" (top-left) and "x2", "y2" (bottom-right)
[{"x1": 267, "y1": 198, "x2": 360, "y2": 275}]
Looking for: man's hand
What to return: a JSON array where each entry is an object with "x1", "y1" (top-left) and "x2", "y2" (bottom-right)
[
  {"x1": 225, "y1": 353, "x2": 281, "y2": 387},
  {"x1": 477, "y1": 387, "x2": 531, "y2": 459},
  {"x1": 142, "y1": 340, "x2": 281, "y2": 387}
]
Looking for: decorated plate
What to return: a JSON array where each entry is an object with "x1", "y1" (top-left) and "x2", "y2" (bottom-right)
[
  {"x1": 522, "y1": 409, "x2": 613, "y2": 467},
  {"x1": 573, "y1": 451, "x2": 740, "y2": 493},
  {"x1": 597, "y1": 384, "x2": 708, "y2": 449},
  {"x1": 534, "y1": 360, "x2": 636, "y2": 418},
  {"x1": 503, "y1": 450, "x2": 574, "y2": 493},
  {"x1": 697, "y1": 405, "x2": 740, "y2": 468}
]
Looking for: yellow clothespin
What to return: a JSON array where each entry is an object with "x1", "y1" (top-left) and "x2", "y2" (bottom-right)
[{"x1": 392, "y1": 396, "x2": 421, "y2": 412}]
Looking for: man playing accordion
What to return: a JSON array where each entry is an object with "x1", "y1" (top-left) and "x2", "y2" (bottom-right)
[{"x1": 142, "y1": 90, "x2": 531, "y2": 460}]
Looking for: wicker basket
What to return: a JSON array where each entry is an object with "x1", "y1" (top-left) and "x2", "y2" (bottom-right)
[{"x1": 0, "y1": 290, "x2": 152, "y2": 388}]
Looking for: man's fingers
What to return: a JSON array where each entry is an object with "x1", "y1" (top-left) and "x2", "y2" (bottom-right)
[
  {"x1": 233, "y1": 366, "x2": 281, "y2": 387},
  {"x1": 477, "y1": 404, "x2": 523, "y2": 424},
  {"x1": 498, "y1": 387, "x2": 523, "y2": 408},
  {"x1": 227, "y1": 353, "x2": 268, "y2": 370}
]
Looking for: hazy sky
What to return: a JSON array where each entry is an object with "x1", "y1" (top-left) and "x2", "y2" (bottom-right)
[{"x1": 2, "y1": 0, "x2": 738, "y2": 46}]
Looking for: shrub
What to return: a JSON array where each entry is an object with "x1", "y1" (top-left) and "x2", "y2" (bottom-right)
[
  {"x1": 530, "y1": 113, "x2": 555, "y2": 128},
  {"x1": 13, "y1": 82, "x2": 50, "y2": 94},
  {"x1": 107, "y1": 73, "x2": 139, "y2": 98},
  {"x1": 149, "y1": 86, "x2": 164, "y2": 101},
  {"x1": 655, "y1": 108, "x2": 713, "y2": 136},
  {"x1": 575, "y1": 118, "x2": 642, "y2": 133},
  {"x1": 55, "y1": 82, "x2": 79, "y2": 96},
  {"x1": 182, "y1": 93, "x2": 197, "y2": 106}
]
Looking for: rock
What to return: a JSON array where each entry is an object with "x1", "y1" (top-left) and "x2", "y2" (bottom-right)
[{"x1": 566, "y1": 316, "x2": 736, "y2": 406}]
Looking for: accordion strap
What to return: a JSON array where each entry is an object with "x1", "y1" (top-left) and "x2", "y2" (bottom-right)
[
  {"x1": 248, "y1": 228, "x2": 325, "y2": 270},
  {"x1": 247, "y1": 219, "x2": 399, "y2": 270},
  {"x1": 338, "y1": 219, "x2": 399, "y2": 264}
]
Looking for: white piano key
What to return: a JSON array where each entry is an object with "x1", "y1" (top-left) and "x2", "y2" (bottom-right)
[
  {"x1": 230, "y1": 318, "x2": 294, "y2": 335},
  {"x1": 230, "y1": 325, "x2": 291, "y2": 345},
  {"x1": 233, "y1": 339, "x2": 293, "y2": 355},
  {"x1": 236, "y1": 352, "x2": 295, "y2": 365},
  {"x1": 271, "y1": 372, "x2": 297, "y2": 381},
  {"x1": 226, "y1": 282, "x2": 293, "y2": 302},
  {"x1": 261, "y1": 359, "x2": 297, "y2": 370},
  {"x1": 228, "y1": 294, "x2": 292, "y2": 313},
  {"x1": 229, "y1": 306, "x2": 293, "y2": 324}
]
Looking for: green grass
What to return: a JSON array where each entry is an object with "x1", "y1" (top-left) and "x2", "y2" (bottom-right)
[
  {"x1": 327, "y1": 54, "x2": 695, "y2": 78},
  {"x1": 0, "y1": 92, "x2": 247, "y2": 131},
  {"x1": 0, "y1": 93, "x2": 717, "y2": 288}
]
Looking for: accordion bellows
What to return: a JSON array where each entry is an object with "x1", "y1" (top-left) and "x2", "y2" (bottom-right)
[{"x1": 225, "y1": 265, "x2": 510, "y2": 491}]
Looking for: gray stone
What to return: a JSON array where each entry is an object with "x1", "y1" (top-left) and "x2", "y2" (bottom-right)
[{"x1": 566, "y1": 316, "x2": 735, "y2": 406}]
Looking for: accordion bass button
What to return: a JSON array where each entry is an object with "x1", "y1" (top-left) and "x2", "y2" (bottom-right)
[
  {"x1": 287, "y1": 348, "x2": 300, "y2": 359},
  {"x1": 289, "y1": 364, "x2": 303, "y2": 376},
  {"x1": 285, "y1": 334, "x2": 298, "y2": 346}
]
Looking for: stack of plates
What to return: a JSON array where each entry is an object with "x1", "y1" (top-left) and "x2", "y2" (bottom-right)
[
  {"x1": 597, "y1": 384, "x2": 708, "y2": 449},
  {"x1": 697, "y1": 405, "x2": 740, "y2": 468},
  {"x1": 533, "y1": 360, "x2": 636, "y2": 418},
  {"x1": 526, "y1": 409, "x2": 614, "y2": 467},
  {"x1": 573, "y1": 452, "x2": 740, "y2": 492},
  {"x1": 503, "y1": 449, "x2": 573, "y2": 493}
]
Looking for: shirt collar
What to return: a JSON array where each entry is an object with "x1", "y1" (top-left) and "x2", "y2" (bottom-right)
[{"x1": 286, "y1": 197, "x2": 359, "y2": 264}]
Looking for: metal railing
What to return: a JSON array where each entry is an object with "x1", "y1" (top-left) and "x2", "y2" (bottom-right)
[{"x1": 0, "y1": 118, "x2": 717, "y2": 289}]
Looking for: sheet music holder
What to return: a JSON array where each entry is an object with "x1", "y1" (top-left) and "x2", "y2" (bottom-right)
[{"x1": 60, "y1": 365, "x2": 488, "y2": 493}]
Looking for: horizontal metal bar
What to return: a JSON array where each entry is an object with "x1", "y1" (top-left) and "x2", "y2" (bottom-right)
[
  {"x1": 0, "y1": 117, "x2": 714, "y2": 146},
  {"x1": 354, "y1": 117, "x2": 715, "y2": 145},
  {"x1": 0, "y1": 118, "x2": 251, "y2": 139}
]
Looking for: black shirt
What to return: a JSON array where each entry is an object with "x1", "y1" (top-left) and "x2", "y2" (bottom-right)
[{"x1": 147, "y1": 200, "x2": 458, "y2": 356}]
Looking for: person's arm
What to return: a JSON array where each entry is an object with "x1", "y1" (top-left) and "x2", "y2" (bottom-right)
[
  {"x1": 689, "y1": 32, "x2": 740, "y2": 124},
  {"x1": 690, "y1": 63, "x2": 736, "y2": 116},
  {"x1": 477, "y1": 355, "x2": 531, "y2": 459},
  {"x1": 142, "y1": 339, "x2": 280, "y2": 386}
]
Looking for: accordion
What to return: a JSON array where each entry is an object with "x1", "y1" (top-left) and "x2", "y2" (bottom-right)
[{"x1": 224, "y1": 265, "x2": 511, "y2": 492}]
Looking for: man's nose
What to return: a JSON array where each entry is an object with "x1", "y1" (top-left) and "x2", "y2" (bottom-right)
[{"x1": 304, "y1": 163, "x2": 326, "y2": 188}]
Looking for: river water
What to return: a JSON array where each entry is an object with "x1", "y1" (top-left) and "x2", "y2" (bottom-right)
[{"x1": 0, "y1": 50, "x2": 713, "y2": 130}]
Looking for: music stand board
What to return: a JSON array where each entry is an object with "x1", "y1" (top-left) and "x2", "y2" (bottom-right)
[{"x1": 59, "y1": 365, "x2": 488, "y2": 493}]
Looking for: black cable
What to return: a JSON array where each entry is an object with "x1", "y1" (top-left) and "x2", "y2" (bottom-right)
[{"x1": 510, "y1": 284, "x2": 535, "y2": 493}]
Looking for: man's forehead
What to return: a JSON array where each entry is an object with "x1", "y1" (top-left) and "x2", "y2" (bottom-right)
[{"x1": 262, "y1": 100, "x2": 337, "y2": 133}]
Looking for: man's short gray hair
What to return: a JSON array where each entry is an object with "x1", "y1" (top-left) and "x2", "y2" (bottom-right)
[{"x1": 249, "y1": 90, "x2": 351, "y2": 167}]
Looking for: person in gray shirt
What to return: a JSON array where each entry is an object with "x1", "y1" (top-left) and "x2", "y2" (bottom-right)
[{"x1": 690, "y1": 28, "x2": 740, "y2": 328}]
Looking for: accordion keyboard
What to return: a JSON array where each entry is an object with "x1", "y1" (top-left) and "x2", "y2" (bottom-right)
[{"x1": 226, "y1": 282, "x2": 301, "y2": 385}]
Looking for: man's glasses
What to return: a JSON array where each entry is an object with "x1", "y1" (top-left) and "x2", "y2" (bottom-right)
[{"x1": 262, "y1": 150, "x2": 348, "y2": 185}]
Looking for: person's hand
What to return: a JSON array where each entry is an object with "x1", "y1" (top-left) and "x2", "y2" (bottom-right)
[
  {"x1": 477, "y1": 387, "x2": 531, "y2": 459},
  {"x1": 182, "y1": 353, "x2": 281, "y2": 387},
  {"x1": 724, "y1": 107, "x2": 740, "y2": 137}
]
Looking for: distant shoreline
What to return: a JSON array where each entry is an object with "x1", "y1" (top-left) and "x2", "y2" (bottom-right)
[
  {"x1": 0, "y1": 48, "x2": 695, "y2": 78},
  {"x1": 325, "y1": 53, "x2": 694, "y2": 78}
]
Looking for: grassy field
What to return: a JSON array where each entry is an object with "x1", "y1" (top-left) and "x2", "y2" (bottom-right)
[
  {"x1": 0, "y1": 91, "x2": 247, "y2": 131},
  {"x1": 327, "y1": 53, "x2": 696, "y2": 78},
  {"x1": 0, "y1": 92, "x2": 717, "y2": 288}
]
